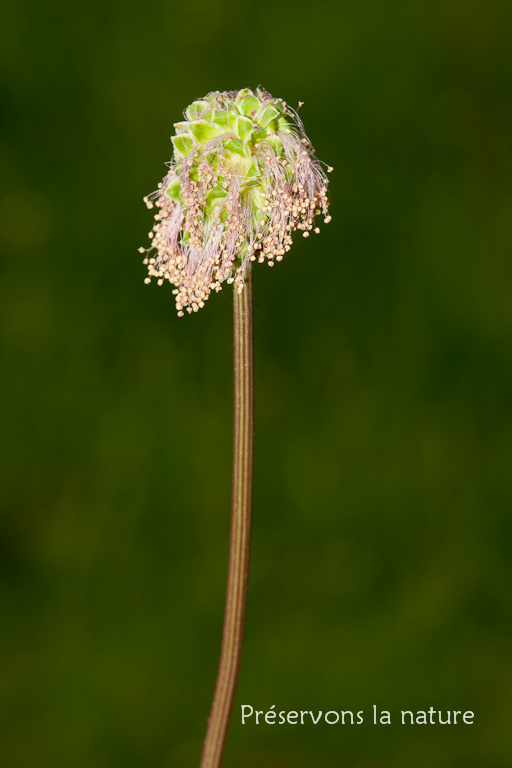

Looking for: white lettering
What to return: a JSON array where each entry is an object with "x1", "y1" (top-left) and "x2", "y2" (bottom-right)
[
  {"x1": 265, "y1": 705, "x2": 276, "y2": 725},
  {"x1": 241, "y1": 705, "x2": 253, "y2": 724}
]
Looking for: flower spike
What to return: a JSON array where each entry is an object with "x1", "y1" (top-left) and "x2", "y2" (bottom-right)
[{"x1": 140, "y1": 88, "x2": 332, "y2": 315}]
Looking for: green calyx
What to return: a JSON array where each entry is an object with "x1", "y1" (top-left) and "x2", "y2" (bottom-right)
[{"x1": 167, "y1": 89, "x2": 291, "y2": 212}]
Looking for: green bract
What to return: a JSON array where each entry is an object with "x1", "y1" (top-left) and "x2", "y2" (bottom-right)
[{"x1": 140, "y1": 88, "x2": 331, "y2": 315}]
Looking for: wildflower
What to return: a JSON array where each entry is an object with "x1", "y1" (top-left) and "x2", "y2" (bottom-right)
[{"x1": 140, "y1": 88, "x2": 331, "y2": 315}]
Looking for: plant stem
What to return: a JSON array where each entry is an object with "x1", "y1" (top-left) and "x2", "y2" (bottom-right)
[{"x1": 199, "y1": 267, "x2": 254, "y2": 768}]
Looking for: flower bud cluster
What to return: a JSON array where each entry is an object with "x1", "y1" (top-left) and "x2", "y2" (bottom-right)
[{"x1": 140, "y1": 88, "x2": 332, "y2": 315}]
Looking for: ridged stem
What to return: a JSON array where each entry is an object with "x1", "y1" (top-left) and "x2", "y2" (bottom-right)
[{"x1": 199, "y1": 268, "x2": 254, "y2": 768}]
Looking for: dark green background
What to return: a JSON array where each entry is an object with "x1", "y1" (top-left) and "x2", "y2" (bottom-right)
[{"x1": 1, "y1": 0, "x2": 512, "y2": 766}]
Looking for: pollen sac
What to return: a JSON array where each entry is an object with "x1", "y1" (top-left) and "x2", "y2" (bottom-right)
[{"x1": 141, "y1": 87, "x2": 331, "y2": 315}]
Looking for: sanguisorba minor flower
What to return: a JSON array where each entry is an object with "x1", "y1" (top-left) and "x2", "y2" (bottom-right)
[{"x1": 140, "y1": 88, "x2": 332, "y2": 315}]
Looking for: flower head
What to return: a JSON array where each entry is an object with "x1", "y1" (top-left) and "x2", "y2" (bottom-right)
[{"x1": 140, "y1": 88, "x2": 331, "y2": 315}]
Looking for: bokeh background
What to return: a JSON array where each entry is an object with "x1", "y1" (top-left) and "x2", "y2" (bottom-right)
[{"x1": 1, "y1": 0, "x2": 512, "y2": 766}]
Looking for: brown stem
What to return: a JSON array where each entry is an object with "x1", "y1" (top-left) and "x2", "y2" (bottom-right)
[{"x1": 199, "y1": 268, "x2": 254, "y2": 768}]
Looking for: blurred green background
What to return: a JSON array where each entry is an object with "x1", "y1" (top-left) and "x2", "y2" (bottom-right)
[{"x1": 1, "y1": 0, "x2": 512, "y2": 766}]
